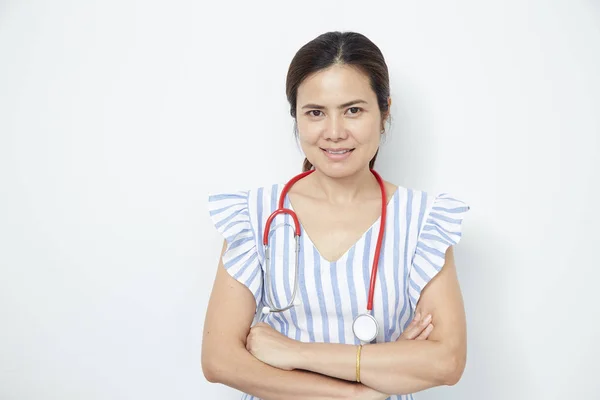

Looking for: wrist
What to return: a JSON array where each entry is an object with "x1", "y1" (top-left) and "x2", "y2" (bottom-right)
[{"x1": 292, "y1": 341, "x2": 312, "y2": 370}]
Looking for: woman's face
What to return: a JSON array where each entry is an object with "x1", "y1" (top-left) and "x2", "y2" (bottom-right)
[{"x1": 296, "y1": 64, "x2": 387, "y2": 178}]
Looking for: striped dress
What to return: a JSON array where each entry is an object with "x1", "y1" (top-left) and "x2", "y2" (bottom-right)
[{"x1": 208, "y1": 182, "x2": 470, "y2": 400}]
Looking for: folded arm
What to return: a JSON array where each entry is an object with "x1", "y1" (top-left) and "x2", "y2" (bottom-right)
[
  {"x1": 202, "y1": 241, "x2": 379, "y2": 400},
  {"x1": 277, "y1": 246, "x2": 467, "y2": 395}
]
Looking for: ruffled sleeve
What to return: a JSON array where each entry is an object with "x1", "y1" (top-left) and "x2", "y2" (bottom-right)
[
  {"x1": 208, "y1": 190, "x2": 263, "y2": 309},
  {"x1": 408, "y1": 192, "x2": 470, "y2": 310}
]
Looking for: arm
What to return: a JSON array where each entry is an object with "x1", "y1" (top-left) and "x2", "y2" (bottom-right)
[
  {"x1": 263, "y1": 246, "x2": 467, "y2": 395},
  {"x1": 201, "y1": 240, "x2": 380, "y2": 400}
]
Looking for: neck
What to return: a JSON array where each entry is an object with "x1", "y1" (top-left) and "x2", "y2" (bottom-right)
[{"x1": 309, "y1": 167, "x2": 379, "y2": 205}]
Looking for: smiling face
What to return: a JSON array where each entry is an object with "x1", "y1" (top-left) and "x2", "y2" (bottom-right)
[{"x1": 296, "y1": 64, "x2": 386, "y2": 178}]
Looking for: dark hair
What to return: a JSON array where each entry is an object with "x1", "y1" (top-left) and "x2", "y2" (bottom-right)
[{"x1": 285, "y1": 31, "x2": 391, "y2": 172}]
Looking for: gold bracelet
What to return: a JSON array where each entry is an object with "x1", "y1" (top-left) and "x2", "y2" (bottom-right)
[{"x1": 356, "y1": 344, "x2": 363, "y2": 383}]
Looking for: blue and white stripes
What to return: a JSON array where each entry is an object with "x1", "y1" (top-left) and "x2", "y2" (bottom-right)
[
  {"x1": 408, "y1": 192, "x2": 471, "y2": 310},
  {"x1": 207, "y1": 191, "x2": 263, "y2": 309},
  {"x1": 207, "y1": 184, "x2": 470, "y2": 400}
]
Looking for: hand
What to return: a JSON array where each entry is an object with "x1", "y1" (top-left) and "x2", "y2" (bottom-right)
[
  {"x1": 353, "y1": 312, "x2": 434, "y2": 399},
  {"x1": 397, "y1": 312, "x2": 433, "y2": 341},
  {"x1": 246, "y1": 322, "x2": 300, "y2": 371}
]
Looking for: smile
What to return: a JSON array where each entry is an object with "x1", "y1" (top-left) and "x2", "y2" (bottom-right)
[{"x1": 321, "y1": 148, "x2": 354, "y2": 154}]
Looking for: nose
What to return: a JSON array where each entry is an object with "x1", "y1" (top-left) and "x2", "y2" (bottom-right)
[{"x1": 323, "y1": 115, "x2": 348, "y2": 141}]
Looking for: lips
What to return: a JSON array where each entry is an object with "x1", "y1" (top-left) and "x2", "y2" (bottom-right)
[{"x1": 321, "y1": 148, "x2": 354, "y2": 154}]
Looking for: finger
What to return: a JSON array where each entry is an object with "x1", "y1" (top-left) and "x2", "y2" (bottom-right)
[
  {"x1": 409, "y1": 314, "x2": 421, "y2": 328},
  {"x1": 416, "y1": 314, "x2": 432, "y2": 333},
  {"x1": 415, "y1": 323, "x2": 434, "y2": 340},
  {"x1": 399, "y1": 313, "x2": 432, "y2": 340},
  {"x1": 399, "y1": 322, "x2": 422, "y2": 340},
  {"x1": 420, "y1": 314, "x2": 432, "y2": 326},
  {"x1": 401, "y1": 313, "x2": 422, "y2": 336},
  {"x1": 399, "y1": 330, "x2": 415, "y2": 340},
  {"x1": 416, "y1": 323, "x2": 433, "y2": 340}
]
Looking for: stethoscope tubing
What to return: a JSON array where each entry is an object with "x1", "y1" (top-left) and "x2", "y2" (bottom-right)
[{"x1": 262, "y1": 168, "x2": 386, "y2": 316}]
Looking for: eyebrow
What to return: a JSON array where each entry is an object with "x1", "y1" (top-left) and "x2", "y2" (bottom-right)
[{"x1": 300, "y1": 99, "x2": 368, "y2": 110}]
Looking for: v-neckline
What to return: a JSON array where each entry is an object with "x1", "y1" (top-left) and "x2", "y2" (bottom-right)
[{"x1": 283, "y1": 185, "x2": 400, "y2": 264}]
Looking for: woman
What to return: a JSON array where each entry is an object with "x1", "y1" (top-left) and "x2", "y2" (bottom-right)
[{"x1": 202, "y1": 31, "x2": 470, "y2": 400}]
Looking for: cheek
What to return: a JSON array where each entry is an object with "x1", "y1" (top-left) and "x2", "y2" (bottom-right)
[
  {"x1": 352, "y1": 124, "x2": 381, "y2": 146},
  {"x1": 296, "y1": 121, "x2": 321, "y2": 144},
  {"x1": 356, "y1": 130, "x2": 381, "y2": 146}
]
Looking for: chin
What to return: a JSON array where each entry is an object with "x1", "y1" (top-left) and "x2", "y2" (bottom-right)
[{"x1": 313, "y1": 162, "x2": 365, "y2": 179}]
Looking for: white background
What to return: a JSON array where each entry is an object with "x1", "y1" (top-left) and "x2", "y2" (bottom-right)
[{"x1": 1, "y1": 1, "x2": 599, "y2": 399}]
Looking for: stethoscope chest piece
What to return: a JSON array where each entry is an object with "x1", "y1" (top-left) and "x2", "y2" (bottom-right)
[{"x1": 352, "y1": 313, "x2": 379, "y2": 343}]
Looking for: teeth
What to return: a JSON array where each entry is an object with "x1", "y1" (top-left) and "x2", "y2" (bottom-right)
[{"x1": 327, "y1": 149, "x2": 350, "y2": 154}]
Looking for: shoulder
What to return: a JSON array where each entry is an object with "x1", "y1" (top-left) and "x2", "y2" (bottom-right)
[
  {"x1": 208, "y1": 182, "x2": 284, "y2": 203},
  {"x1": 385, "y1": 181, "x2": 431, "y2": 211},
  {"x1": 387, "y1": 182, "x2": 470, "y2": 232},
  {"x1": 404, "y1": 185, "x2": 471, "y2": 308},
  {"x1": 208, "y1": 182, "x2": 286, "y2": 225}
]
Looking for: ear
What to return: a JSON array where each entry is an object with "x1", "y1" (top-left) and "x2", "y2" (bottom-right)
[{"x1": 381, "y1": 97, "x2": 392, "y2": 131}]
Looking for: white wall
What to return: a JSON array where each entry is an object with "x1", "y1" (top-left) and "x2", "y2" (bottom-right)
[{"x1": 1, "y1": 0, "x2": 599, "y2": 399}]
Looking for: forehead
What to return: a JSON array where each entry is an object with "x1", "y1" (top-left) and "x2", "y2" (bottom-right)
[{"x1": 297, "y1": 64, "x2": 374, "y2": 102}]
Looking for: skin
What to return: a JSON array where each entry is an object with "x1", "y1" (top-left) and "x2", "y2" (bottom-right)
[
  {"x1": 202, "y1": 241, "x2": 433, "y2": 400},
  {"x1": 288, "y1": 64, "x2": 396, "y2": 263},
  {"x1": 246, "y1": 247, "x2": 466, "y2": 397},
  {"x1": 202, "y1": 64, "x2": 467, "y2": 399}
]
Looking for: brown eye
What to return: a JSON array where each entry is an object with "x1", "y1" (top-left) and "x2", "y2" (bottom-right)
[
  {"x1": 307, "y1": 110, "x2": 323, "y2": 117},
  {"x1": 347, "y1": 107, "x2": 362, "y2": 115}
]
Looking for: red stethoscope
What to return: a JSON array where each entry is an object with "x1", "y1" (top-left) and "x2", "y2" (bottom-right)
[{"x1": 261, "y1": 168, "x2": 387, "y2": 343}]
